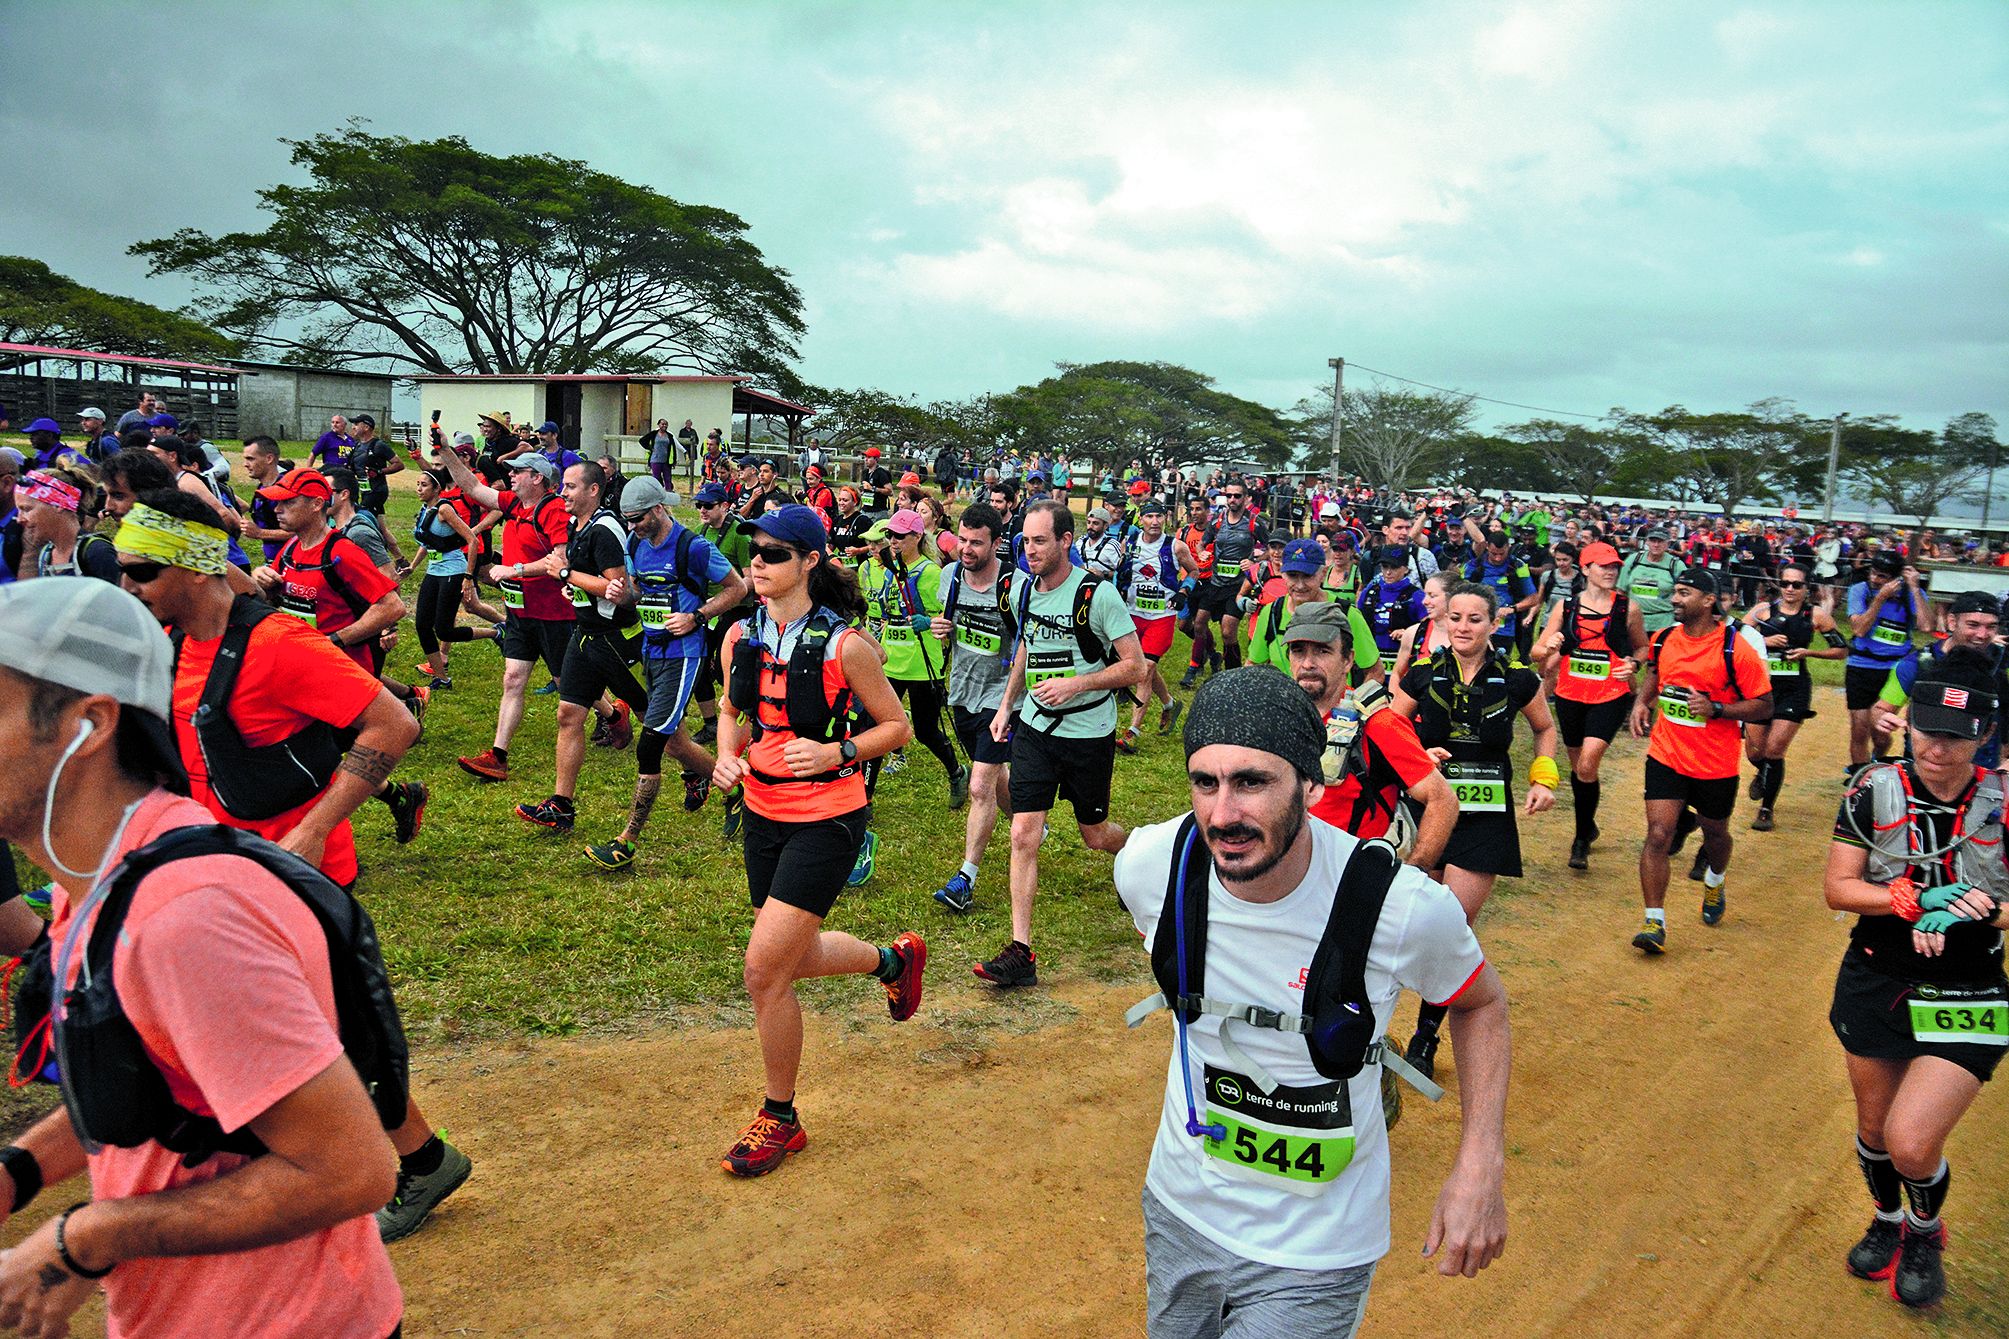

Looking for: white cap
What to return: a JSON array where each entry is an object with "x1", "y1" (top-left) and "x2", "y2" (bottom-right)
[
  {"x1": 1319, "y1": 501, "x2": 1341, "y2": 518},
  {"x1": 77, "y1": 407, "x2": 108, "y2": 421},
  {"x1": 0, "y1": 578, "x2": 175, "y2": 721}
]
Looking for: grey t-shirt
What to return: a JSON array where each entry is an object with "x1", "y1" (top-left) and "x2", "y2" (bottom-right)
[
  {"x1": 945, "y1": 564, "x2": 1018, "y2": 713},
  {"x1": 339, "y1": 512, "x2": 393, "y2": 571},
  {"x1": 1207, "y1": 511, "x2": 1262, "y2": 587},
  {"x1": 1015, "y1": 566, "x2": 1137, "y2": 739}
]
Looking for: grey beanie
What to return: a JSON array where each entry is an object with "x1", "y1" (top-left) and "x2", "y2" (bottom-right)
[{"x1": 1182, "y1": 665, "x2": 1327, "y2": 782}]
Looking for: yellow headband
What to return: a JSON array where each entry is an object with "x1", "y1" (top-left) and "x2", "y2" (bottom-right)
[{"x1": 116, "y1": 503, "x2": 229, "y2": 576}]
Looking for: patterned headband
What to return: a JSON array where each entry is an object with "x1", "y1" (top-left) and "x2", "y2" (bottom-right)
[
  {"x1": 20, "y1": 471, "x2": 81, "y2": 514},
  {"x1": 115, "y1": 503, "x2": 229, "y2": 576}
]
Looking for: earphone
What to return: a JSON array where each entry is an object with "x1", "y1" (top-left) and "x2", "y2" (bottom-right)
[{"x1": 43, "y1": 717, "x2": 103, "y2": 880}]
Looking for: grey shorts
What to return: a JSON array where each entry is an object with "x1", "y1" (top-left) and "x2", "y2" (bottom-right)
[{"x1": 1143, "y1": 1188, "x2": 1375, "y2": 1339}]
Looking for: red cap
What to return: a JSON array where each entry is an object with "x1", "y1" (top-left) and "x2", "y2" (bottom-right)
[
  {"x1": 899, "y1": 472, "x2": 922, "y2": 487},
  {"x1": 256, "y1": 467, "x2": 333, "y2": 502},
  {"x1": 1579, "y1": 541, "x2": 1621, "y2": 567},
  {"x1": 864, "y1": 447, "x2": 882, "y2": 458}
]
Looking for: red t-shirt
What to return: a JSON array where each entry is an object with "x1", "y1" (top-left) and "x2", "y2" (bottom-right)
[
  {"x1": 497, "y1": 488, "x2": 575, "y2": 621},
  {"x1": 172, "y1": 614, "x2": 383, "y2": 886},
  {"x1": 722, "y1": 618, "x2": 867, "y2": 822},
  {"x1": 274, "y1": 531, "x2": 397, "y2": 674},
  {"x1": 1310, "y1": 707, "x2": 1436, "y2": 838},
  {"x1": 1647, "y1": 624, "x2": 1772, "y2": 779},
  {"x1": 50, "y1": 791, "x2": 402, "y2": 1339}
]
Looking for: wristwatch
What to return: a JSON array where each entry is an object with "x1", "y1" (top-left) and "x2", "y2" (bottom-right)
[
  {"x1": 838, "y1": 739, "x2": 858, "y2": 763},
  {"x1": 557, "y1": 565, "x2": 572, "y2": 583}
]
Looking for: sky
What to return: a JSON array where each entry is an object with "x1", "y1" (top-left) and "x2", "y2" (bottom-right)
[{"x1": 2, "y1": 0, "x2": 2005, "y2": 441}]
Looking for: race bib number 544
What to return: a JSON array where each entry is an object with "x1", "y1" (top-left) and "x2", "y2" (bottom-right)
[{"x1": 1200, "y1": 1066, "x2": 1353, "y2": 1199}]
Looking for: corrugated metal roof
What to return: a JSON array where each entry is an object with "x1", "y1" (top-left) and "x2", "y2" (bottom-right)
[
  {"x1": 405, "y1": 372, "x2": 744, "y2": 384},
  {"x1": 0, "y1": 341, "x2": 242, "y2": 376}
]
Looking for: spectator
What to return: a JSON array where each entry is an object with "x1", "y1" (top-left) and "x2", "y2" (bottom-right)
[
  {"x1": 312, "y1": 413, "x2": 354, "y2": 470},
  {"x1": 76, "y1": 406, "x2": 120, "y2": 461}
]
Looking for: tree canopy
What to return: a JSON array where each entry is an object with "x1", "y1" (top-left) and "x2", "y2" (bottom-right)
[
  {"x1": 1841, "y1": 412, "x2": 1996, "y2": 527},
  {"x1": 0, "y1": 256, "x2": 241, "y2": 362},
  {"x1": 1290, "y1": 381, "x2": 1476, "y2": 491},
  {"x1": 987, "y1": 361, "x2": 1292, "y2": 471},
  {"x1": 131, "y1": 123, "x2": 804, "y2": 381}
]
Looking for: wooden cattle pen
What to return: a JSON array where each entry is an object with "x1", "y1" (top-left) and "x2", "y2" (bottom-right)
[{"x1": 0, "y1": 342, "x2": 242, "y2": 437}]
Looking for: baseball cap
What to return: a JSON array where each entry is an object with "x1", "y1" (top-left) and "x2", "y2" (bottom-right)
[
  {"x1": 1319, "y1": 501, "x2": 1341, "y2": 519},
  {"x1": 146, "y1": 412, "x2": 179, "y2": 431},
  {"x1": 1643, "y1": 526, "x2": 1670, "y2": 541},
  {"x1": 509, "y1": 454, "x2": 558, "y2": 483},
  {"x1": 1282, "y1": 538, "x2": 1325, "y2": 574},
  {"x1": 537, "y1": 421, "x2": 559, "y2": 435},
  {"x1": 1026, "y1": 470, "x2": 1048, "y2": 483},
  {"x1": 888, "y1": 509, "x2": 927, "y2": 536},
  {"x1": 1139, "y1": 498, "x2": 1166, "y2": 515},
  {"x1": 1675, "y1": 566, "x2": 1719, "y2": 595},
  {"x1": 351, "y1": 413, "x2": 376, "y2": 428},
  {"x1": 864, "y1": 447, "x2": 882, "y2": 458},
  {"x1": 899, "y1": 472, "x2": 922, "y2": 488},
  {"x1": 1949, "y1": 590, "x2": 2000, "y2": 618},
  {"x1": 1280, "y1": 601, "x2": 1354, "y2": 646},
  {"x1": 740, "y1": 503, "x2": 829, "y2": 555},
  {"x1": 1870, "y1": 549, "x2": 1906, "y2": 577},
  {"x1": 620, "y1": 476, "x2": 671, "y2": 517},
  {"x1": 256, "y1": 467, "x2": 333, "y2": 502},
  {"x1": 1376, "y1": 544, "x2": 1409, "y2": 568},
  {"x1": 77, "y1": 407, "x2": 107, "y2": 421},
  {"x1": 25, "y1": 417, "x2": 61, "y2": 435},
  {"x1": 451, "y1": 431, "x2": 478, "y2": 447},
  {"x1": 1579, "y1": 541, "x2": 1622, "y2": 567},
  {"x1": 1911, "y1": 678, "x2": 1997, "y2": 740},
  {"x1": 692, "y1": 482, "x2": 729, "y2": 506}
]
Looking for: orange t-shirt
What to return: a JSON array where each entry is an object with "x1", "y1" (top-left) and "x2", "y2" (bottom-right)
[
  {"x1": 723, "y1": 615, "x2": 869, "y2": 822},
  {"x1": 1647, "y1": 624, "x2": 1771, "y2": 779},
  {"x1": 172, "y1": 613, "x2": 384, "y2": 886},
  {"x1": 1556, "y1": 596, "x2": 1633, "y2": 706},
  {"x1": 50, "y1": 791, "x2": 402, "y2": 1339}
]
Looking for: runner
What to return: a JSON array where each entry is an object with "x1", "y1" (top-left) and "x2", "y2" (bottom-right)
[
  {"x1": 0, "y1": 578, "x2": 407, "y2": 1338},
  {"x1": 692, "y1": 481, "x2": 755, "y2": 747},
  {"x1": 1533, "y1": 541, "x2": 1647, "y2": 871},
  {"x1": 410, "y1": 467, "x2": 499, "y2": 689},
  {"x1": 1625, "y1": 568, "x2": 1774, "y2": 953},
  {"x1": 1118, "y1": 499, "x2": 1191, "y2": 752},
  {"x1": 1390, "y1": 571, "x2": 1454, "y2": 684},
  {"x1": 1177, "y1": 496, "x2": 1220, "y2": 689},
  {"x1": 114, "y1": 495, "x2": 472, "y2": 1243},
  {"x1": 1460, "y1": 524, "x2": 1539, "y2": 663},
  {"x1": 1844, "y1": 550, "x2": 1927, "y2": 770},
  {"x1": 585, "y1": 478, "x2": 748, "y2": 870},
  {"x1": 14, "y1": 464, "x2": 120, "y2": 583},
  {"x1": 1823, "y1": 649, "x2": 2007, "y2": 1309},
  {"x1": 1620, "y1": 532, "x2": 1682, "y2": 629},
  {"x1": 1741, "y1": 562, "x2": 1847, "y2": 830},
  {"x1": 435, "y1": 449, "x2": 575, "y2": 783},
  {"x1": 859, "y1": 510, "x2": 967, "y2": 807},
  {"x1": 979, "y1": 501, "x2": 1148, "y2": 987},
  {"x1": 1245, "y1": 536, "x2": 1381, "y2": 684},
  {"x1": 1116, "y1": 667, "x2": 1508, "y2": 1337},
  {"x1": 1358, "y1": 545, "x2": 1429, "y2": 681},
  {"x1": 1198, "y1": 480, "x2": 1263, "y2": 674},
  {"x1": 1871, "y1": 590, "x2": 2007, "y2": 773},
  {"x1": 1391, "y1": 581, "x2": 1558, "y2": 1079},
  {"x1": 1283, "y1": 602, "x2": 1457, "y2": 866},
  {"x1": 928, "y1": 502, "x2": 1022, "y2": 913},
  {"x1": 710, "y1": 505, "x2": 926, "y2": 1177},
  {"x1": 511, "y1": 462, "x2": 643, "y2": 834}
]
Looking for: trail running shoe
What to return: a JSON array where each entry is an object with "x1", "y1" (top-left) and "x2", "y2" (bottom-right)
[
  {"x1": 721, "y1": 1109, "x2": 807, "y2": 1178},
  {"x1": 406, "y1": 684, "x2": 430, "y2": 728},
  {"x1": 585, "y1": 838, "x2": 636, "y2": 871},
  {"x1": 1751, "y1": 807, "x2": 1774, "y2": 832},
  {"x1": 692, "y1": 720, "x2": 718, "y2": 748},
  {"x1": 457, "y1": 748, "x2": 509, "y2": 782},
  {"x1": 722, "y1": 786, "x2": 745, "y2": 841},
  {"x1": 1892, "y1": 1221, "x2": 1946, "y2": 1308},
  {"x1": 1688, "y1": 848, "x2": 1709, "y2": 883},
  {"x1": 1159, "y1": 698, "x2": 1184, "y2": 736},
  {"x1": 882, "y1": 931, "x2": 927, "y2": 1022},
  {"x1": 1701, "y1": 882, "x2": 1727, "y2": 926},
  {"x1": 590, "y1": 713, "x2": 612, "y2": 747},
  {"x1": 377, "y1": 1137, "x2": 473, "y2": 1243},
  {"x1": 683, "y1": 773, "x2": 711, "y2": 812},
  {"x1": 948, "y1": 764, "x2": 970, "y2": 809},
  {"x1": 606, "y1": 701, "x2": 634, "y2": 750},
  {"x1": 515, "y1": 797, "x2": 575, "y2": 833},
  {"x1": 884, "y1": 749, "x2": 907, "y2": 775},
  {"x1": 1748, "y1": 770, "x2": 1764, "y2": 801},
  {"x1": 847, "y1": 830, "x2": 879, "y2": 887},
  {"x1": 1568, "y1": 837, "x2": 1590, "y2": 871},
  {"x1": 431, "y1": 674, "x2": 454, "y2": 692},
  {"x1": 1632, "y1": 918, "x2": 1667, "y2": 955},
  {"x1": 1179, "y1": 666, "x2": 1200, "y2": 690},
  {"x1": 534, "y1": 679, "x2": 560, "y2": 696},
  {"x1": 1846, "y1": 1216, "x2": 1904, "y2": 1281},
  {"x1": 1403, "y1": 1032, "x2": 1440, "y2": 1083},
  {"x1": 973, "y1": 940, "x2": 1037, "y2": 988},
  {"x1": 1208, "y1": 651, "x2": 1223, "y2": 675},
  {"x1": 933, "y1": 871, "x2": 975, "y2": 915},
  {"x1": 386, "y1": 781, "x2": 427, "y2": 845},
  {"x1": 418, "y1": 661, "x2": 444, "y2": 678},
  {"x1": 1115, "y1": 729, "x2": 1140, "y2": 756},
  {"x1": 21, "y1": 884, "x2": 52, "y2": 917}
]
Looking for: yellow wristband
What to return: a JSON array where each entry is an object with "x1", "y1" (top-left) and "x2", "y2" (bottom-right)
[{"x1": 1528, "y1": 756, "x2": 1560, "y2": 789}]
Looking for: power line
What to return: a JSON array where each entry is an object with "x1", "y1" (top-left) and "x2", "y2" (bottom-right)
[{"x1": 1343, "y1": 361, "x2": 1608, "y2": 422}]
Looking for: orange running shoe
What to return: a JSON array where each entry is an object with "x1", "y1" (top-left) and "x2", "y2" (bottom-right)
[
  {"x1": 457, "y1": 748, "x2": 508, "y2": 782},
  {"x1": 721, "y1": 1109, "x2": 807, "y2": 1178},
  {"x1": 882, "y1": 932, "x2": 927, "y2": 1022}
]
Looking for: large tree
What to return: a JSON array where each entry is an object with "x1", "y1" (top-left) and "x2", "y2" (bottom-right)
[
  {"x1": 1497, "y1": 415, "x2": 1649, "y2": 505},
  {"x1": 1842, "y1": 412, "x2": 1995, "y2": 527},
  {"x1": 1625, "y1": 398, "x2": 1814, "y2": 516},
  {"x1": 1291, "y1": 381, "x2": 1476, "y2": 491},
  {"x1": 801, "y1": 386, "x2": 988, "y2": 460},
  {"x1": 0, "y1": 256, "x2": 240, "y2": 362},
  {"x1": 131, "y1": 123, "x2": 804, "y2": 380},
  {"x1": 993, "y1": 361, "x2": 1293, "y2": 472}
]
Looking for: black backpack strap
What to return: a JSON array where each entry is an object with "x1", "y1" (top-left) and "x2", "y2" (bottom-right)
[
  {"x1": 1072, "y1": 575, "x2": 1110, "y2": 665},
  {"x1": 1303, "y1": 837, "x2": 1402, "y2": 1081},
  {"x1": 1721, "y1": 624, "x2": 1745, "y2": 702},
  {"x1": 196, "y1": 596, "x2": 277, "y2": 720},
  {"x1": 1146, "y1": 814, "x2": 1211, "y2": 1023}
]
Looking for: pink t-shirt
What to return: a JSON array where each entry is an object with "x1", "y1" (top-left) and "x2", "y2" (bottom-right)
[{"x1": 49, "y1": 791, "x2": 402, "y2": 1339}]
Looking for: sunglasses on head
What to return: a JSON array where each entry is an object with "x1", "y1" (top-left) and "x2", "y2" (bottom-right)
[
  {"x1": 749, "y1": 542, "x2": 801, "y2": 565},
  {"x1": 119, "y1": 559, "x2": 170, "y2": 584}
]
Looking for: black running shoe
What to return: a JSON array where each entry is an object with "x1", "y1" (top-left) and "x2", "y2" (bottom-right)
[
  {"x1": 1846, "y1": 1216, "x2": 1904, "y2": 1281},
  {"x1": 973, "y1": 940, "x2": 1037, "y2": 988},
  {"x1": 386, "y1": 781, "x2": 427, "y2": 845},
  {"x1": 1751, "y1": 807, "x2": 1774, "y2": 832},
  {"x1": 722, "y1": 786, "x2": 745, "y2": 841},
  {"x1": 1892, "y1": 1220, "x2": 1946, "y2": 1308},
  {"x1": 1689, "y1": 848, "x2": 1708, "y2": 883},
  {"x1": 1179, "y1": 667, "x2": 1200, "y2": 690},
  {"x1": 948, "y1": 764, "x2": 970, "y2": 810},
  {"x1": 1403, "y1": 1033, "x2": 1439, "y2": 1083},
  {"x1": 1568, "y1": 837, "x2": 1590, "y2": 871},
  {"x1": 692, "y1": 720, "x2": 718, "y2": 748}
]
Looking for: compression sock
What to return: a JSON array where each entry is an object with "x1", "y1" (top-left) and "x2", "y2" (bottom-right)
[
  {"x1": 1749, "y1": 758, "x2": 1771, "y2": 800},
  {"x1": 1412, "y1": 1001, "x2": 1448, "y2": 1042},
  {"x1": 960, "y1": 861, "x2": 980, "y2": 883},
  {"x1": 1855, "y1": 1137, "x2": 1902, "y2": 1217},
  {"x1": 1571, "y1": 775, "x2": 1600, "y2": 840},
  {"x1": 1762, "y1": 758, "x2": 1786, "y2": 807},
  {"x1": 762, "y1": 1096, "x2": 797, "y2": 1125},
  {"x1": 1903, "y1": 1161, "x2": 1950, "y2": 1232},
  {"x1": 1223, "y1": 641, "x2": 1242, "y2": 670},
  {"x1": 401, "y1": 1135, "x2": 446, "y2": 1176},
  {"x1": 872, "y1": 946, "x2": 902, "y2": 981},
  {"x1": 1704, "y1": 866, "x2": 1725, "y2": 888}
]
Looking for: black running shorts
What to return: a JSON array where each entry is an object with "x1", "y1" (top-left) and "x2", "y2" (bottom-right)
[
  {"x1": 1830, "y1": 952, "x2": 2005, "y2": 1083},
  {"x1": 1188, "y1": 582, "x2": 1236, "y2": 617},
  {"x1": 558, "y1": 628, "x2": 647, "y2": 712},
  {"x1": 1554, "y1": 695, "x2": 1630, "y2": 749},
  {"x1": 953, "y1": 704, "x2": 1012, "y2": 767},
  {"x1": 1643, "y1": 756, "x2": 1737, "y2": 823},
  {"x1": 502, "y1": 613, "x2": 572, "y2": 677},
  {"x1": 742, "y1": 805, "x2": 871, "y2": 920},
  {"x1": 1845, "y1": 664, "x2": 1895, "y2": 711},
  {"x1": 1010, "y1": 723, "x2": 1115, "y2": 825}
]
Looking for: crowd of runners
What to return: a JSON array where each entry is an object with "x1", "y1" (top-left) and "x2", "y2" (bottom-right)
[{"x1": 0, "y1": 402, "x2": 2001, "y2": 1336}]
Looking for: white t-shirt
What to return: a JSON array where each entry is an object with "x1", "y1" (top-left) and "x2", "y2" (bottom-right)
[
  {"x1": 1114, "y1": 814, "x2": 1486, "y2": 1272},
  {"x1": 1125, "y1": 533, "x2": 1179, "y2": 620}
]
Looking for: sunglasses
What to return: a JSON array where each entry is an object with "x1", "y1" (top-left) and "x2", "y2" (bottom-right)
[
  {"x1": 1779, "y1": 580, "x2": 1807, "y2": 588},
  {"x1": 119, "y1": 560, "x2": 170, "y2": 584},
  {"x1": 749, "y1": 542, "x2": 802, "y2": 565}
]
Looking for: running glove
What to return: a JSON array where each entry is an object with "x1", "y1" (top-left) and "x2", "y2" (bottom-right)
[
  {"x1": 1913, "y1": 910, "x2": 1969, "y2": 936},
  {"x1": 1917, "y1": 883, "x2": 1973, "y2": 914}
]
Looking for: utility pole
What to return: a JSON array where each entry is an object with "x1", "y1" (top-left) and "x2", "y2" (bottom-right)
[
  {"x1": 1327, "y1": 357, "x2": 1344, "y2": 484},
  {"x1": 1984, "y1": 431, "x2": 2000, "y2": 531},
  {"x1": 1822, "y1": 412, "x2": 1847, "y2": 524}
]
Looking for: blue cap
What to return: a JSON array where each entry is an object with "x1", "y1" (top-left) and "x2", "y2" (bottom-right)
[
  {"x1": 1026, "y1": 470, "x2": 1047, "y2": 483},
  {"x1": 147, "y1": 412, "x2": 179, "y2": 430},
  {"x1": 739, "y1": 503, "x2": 828, "y2": 555},
  {"x1": 538, "y1": 421, "x2": 560, "y2": 434},
  {"x1": 1282, "y1": 538, "x2": 1325, "y2": 574},
  {"x1": 692, "y1": 482, "x2": 728, "y2": 505},
  {"x1": 24, "y1": 417, "x2": 61, "y2": 435}
]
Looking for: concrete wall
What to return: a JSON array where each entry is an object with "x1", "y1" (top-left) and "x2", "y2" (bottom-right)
[
  {"x1": 419, "y1": 380, "x2": 544, "y2": 441},
  {"x1": 637, "y1": 380, "x2": 735, "y2": 464},
  {"x1": 578, "y1": 385, "x2": 625, "y2": 465},
  {"x1": 232, "y1": 367, "x2": 393, "y2": 442}
]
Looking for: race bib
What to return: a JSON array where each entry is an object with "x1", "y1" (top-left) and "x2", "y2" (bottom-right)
[
  {"x1": 1658, "y1": 689, "x2": 1708, "y2": 728},
  {"x1": 568, "y1": 581, "x2": 591, "y2": 608},
  {"x1": 1767, "y1": 653, "x2": 1801, "y2": 677},
  {"x1": 1027, "y1": 648, "x2": 1072, "y2": 688},
  {"x1": 881, "y1": 619, "x2": 915, "y2": 644},
  {"x1": 1199, "y1": 1066, "x2": 1352, "y2": 1199},
  {"x1": 1566, "y1": 651, "x2": 1610, "y2": 681},
  {"x1": 957, "y1": 621, "x2": 1002, "y2": 654},
  {"x1": 637, "y1": 596, "x2": 673, "y2": 630},
  {"x1": 1629, "y1": 582, "x2": 1661, "y2": 599},
  {"x1": 279, "y1": 587, "x2": 318, "y2": 623},
  {"x1": 1872, "y1": 624, "x2": 1908, "y2": 648},
  {"x1": 1135, "y1": 593, "x2": 1169, "y2": 613},
  {"x1": 1444, "y1": 759, "x2": 1509, "y2": 813},
  {"x1": 1379, "y1": 651, "x2": 1400, "y2": 674},
  {"x1": 1908, "y1": 985, "x2": 2009, "y2": 1046},
  {"x1": 499, "y1": 578, "x2": 525, "y2": 611}
]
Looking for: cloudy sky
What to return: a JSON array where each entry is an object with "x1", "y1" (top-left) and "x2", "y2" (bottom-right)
[{"x1": 3, "y1": 0, "x2": 2004, "y2": 435}]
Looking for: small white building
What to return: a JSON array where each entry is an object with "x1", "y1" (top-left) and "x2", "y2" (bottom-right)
[{"x1": 410, "y1": 373, "x2": 812, "y2": 470}]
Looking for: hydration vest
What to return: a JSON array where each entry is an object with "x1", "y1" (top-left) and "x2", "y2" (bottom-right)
[
  {"x1": 1125, "y1": 815, "x2": 1428, "y2": 1097},
  {"x1": 1852, "y1": 763, "x2": 2009, "y2": 898},
  {"x1": 413, "y1": 503, "x2": 468, "y2": 555},
  {"x1": 1562, "y1": 586, "x2": 1634, "y2": 658},
  {"x1": 725, "y1": 606, "x2": 860, "y2": 782},
  {"x1": 13, "y1": 825, "x2": 408, "y2": 1164},
  {"x1": 1320, "y1": 680, "x2": 1393, "y2": 792},
  {"x1": 1014, "y1": 573, "x2": 1113, "y2": 720},
  {"x1": 1118, "y1": 536, "x2": 1177, "y2": 603},
  {"x1": 274, "y1": 533, "x2": 373, "y2": 630},
  {"x1": 175, "y1": 596, "x2": 354, "y2": 821},
  {"x1": 942, "y1": 562, "x2": 1020, "y2": 667}
]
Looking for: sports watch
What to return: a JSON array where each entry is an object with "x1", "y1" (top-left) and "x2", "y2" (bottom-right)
[{"x1": 838, "y1": 739, "x2": 858, "y2": 763}]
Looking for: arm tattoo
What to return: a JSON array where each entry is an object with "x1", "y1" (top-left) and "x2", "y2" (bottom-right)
[
  {"x1": 339, "y1": 744, "x2": 398, "y2": 789},
  {"x1": 38, "y1": 1264, "x2": 67, "y2": 1290}
]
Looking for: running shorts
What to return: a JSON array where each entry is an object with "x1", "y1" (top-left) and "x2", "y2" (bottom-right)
[
  {"x1": 1829, "y1": 951, "x2": 2006, "y2": 1083},
  {"x1": 1845, "y1": 664, "x2": 1893, "y2": 711},
  {"x1": 1768, "y1": 672, "x2": 1815, "y2": 723},
  {"x1": 1132, "y1": 615, "x2": 1175, "y2": 660},
  {"x1": 1554, "y1": 695, "x2": 1630, "y2": 749},
  {"x1": 742, "y1": 804, "x2": 871, "y2": 920},
  {"x1": 502, "y1": 613, "x2": 572, "y2": 677},
  {"x1": 1643, "y1": 755, "x2": 1737, "y2": 822},
  {"x1": 952, "y1": 704, "x2": 1011, "y2": 767},
  {"x1": 641, "y1": 655, "x2": 703, "y2": 734},
  {"x1": 1010, "y1": 723, "x2": 1115, "y2": 825},
  {"x1": 558, "y1": 628, "x2": 646, "y2": 711},
  {"x1": 1188, "y1": 582, "x2": 1236, "y2": 617}
]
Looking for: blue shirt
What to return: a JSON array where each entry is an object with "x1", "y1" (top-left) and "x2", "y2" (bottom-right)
[
  {"x1": 1463, "y1": 556, "x2": 1535, "y2": 635},
  {"x1": 1358, "y1": 577, "x2": 1427, "y2": 651},
  {"x1": 629, "y1": 522, "x2": 731, "y2": 660},
  {"x1": 1847, "y1": 581, "x2": 1919, "y2": 670}
]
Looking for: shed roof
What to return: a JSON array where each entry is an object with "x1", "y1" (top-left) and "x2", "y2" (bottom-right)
[
  {"x1": 405, "y1": 372, "x2": 743, "y2": 384},
  {"x1": 735, "y1": 386, "x2": 816, "y2": 418},
  {"x1": 0, "y1": 341, "x2": 242, "y2": 376},
  {"x1": 226, "y1": 358, "x2": 396, "y2": 381}
]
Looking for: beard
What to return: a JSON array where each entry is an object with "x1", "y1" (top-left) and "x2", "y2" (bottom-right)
[{"x1": 1207, "y1": 788, "x2": 1308, "y2": 886}]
